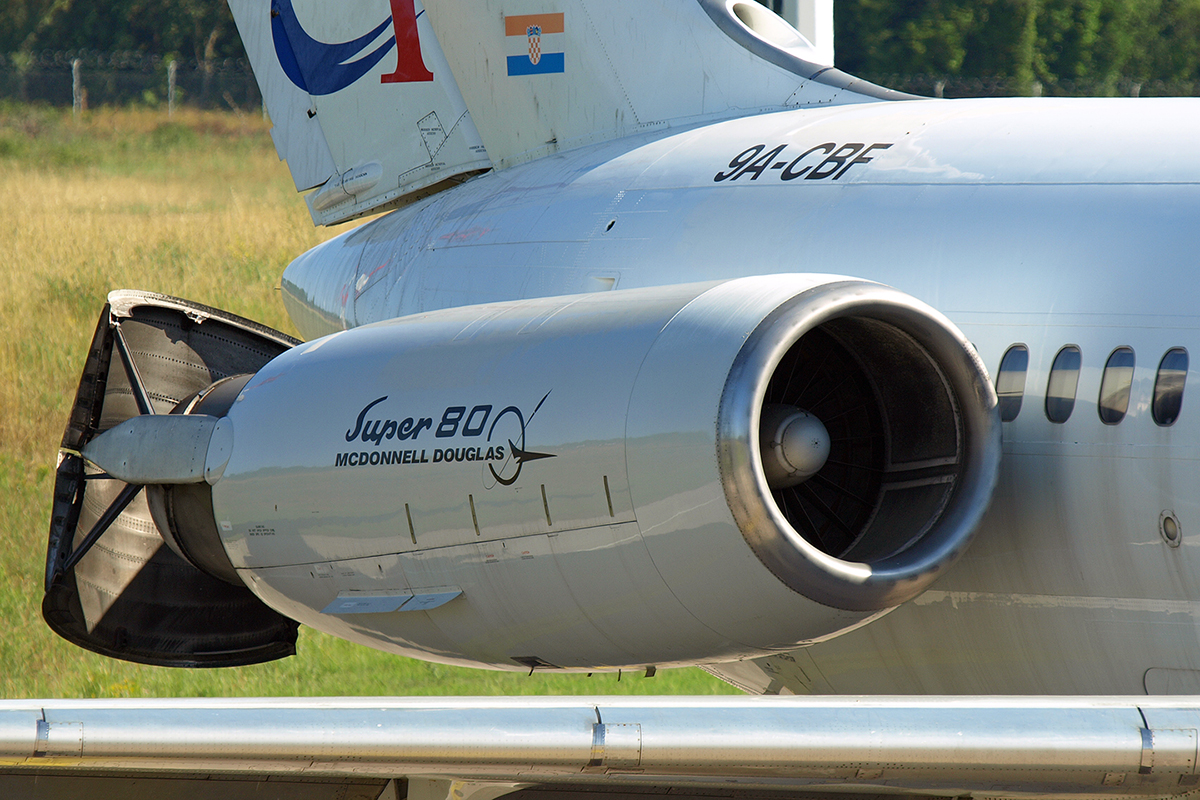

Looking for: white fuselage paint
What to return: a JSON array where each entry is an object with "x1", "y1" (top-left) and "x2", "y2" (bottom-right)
[{"x1": 273, "y1": 96, "x2": 1200, "y2": 694}]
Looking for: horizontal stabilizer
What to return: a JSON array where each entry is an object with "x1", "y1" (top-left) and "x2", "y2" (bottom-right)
[{"x1": 228, "y1": 0, "x2": 492, "y2": 225}]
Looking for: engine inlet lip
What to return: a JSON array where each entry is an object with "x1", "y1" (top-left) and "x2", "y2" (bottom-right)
[{"x1": 717, "y1": 280, "x2": 1001, "y2": 612}]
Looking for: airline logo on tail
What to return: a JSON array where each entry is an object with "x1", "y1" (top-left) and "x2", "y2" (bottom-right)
[
  {"x1": 505, "y1": 13, "x2": 565, "y2": 75},
  {"x1": 271, "y1": 0, "x2": 434, "y2": 95}
]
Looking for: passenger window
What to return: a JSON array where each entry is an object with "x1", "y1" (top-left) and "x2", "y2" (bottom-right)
[
  {"x1": 1045, "y1": 345, "x2": 1081, "y2": 423},
  {"x1": 995, "y1": 345, "x2": 1029, "y2": 422},
  {"x1": 1153, "y1": 348, "x2": 1188, "y2": 426},
  {"x1": 1098, "y1": 347, "x2": 1135, "y2": 425}
]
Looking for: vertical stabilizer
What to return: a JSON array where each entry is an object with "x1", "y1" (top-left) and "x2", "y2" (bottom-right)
[{"x1": 229, "y1": 0, "x2": 492, "y2": 226}]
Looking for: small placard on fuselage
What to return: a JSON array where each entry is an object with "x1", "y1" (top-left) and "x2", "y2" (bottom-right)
[
  {"x1": 321, "y1": 588, "x2": 462, "y2": 615},
  {"x1": 401, "y1": 589, "x2": 463, "y2": 611}
]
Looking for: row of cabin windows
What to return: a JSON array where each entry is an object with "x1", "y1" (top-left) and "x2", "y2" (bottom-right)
[{"x1": 996, "y1": 345, "x2": 1188, "y2": 426}]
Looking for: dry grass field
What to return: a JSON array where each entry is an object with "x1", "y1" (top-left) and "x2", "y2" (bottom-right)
[{"x1": 0, "y1": 104, "x2": 737, "y2": 698}]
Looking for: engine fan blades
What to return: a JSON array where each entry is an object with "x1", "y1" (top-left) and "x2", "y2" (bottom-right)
[{"x1": 763, "y1": 326, "x2": 885, "y2": 558}]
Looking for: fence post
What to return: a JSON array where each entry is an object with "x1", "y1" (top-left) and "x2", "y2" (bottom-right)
[
  {"x1": 72, "y1": 58, "x2": 81, "y2": 118},
  {"x1": 168, "y1": 60, "x2": 177, "y2": 117}
]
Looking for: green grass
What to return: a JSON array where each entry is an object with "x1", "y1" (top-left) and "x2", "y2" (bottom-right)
[{"x1": 0, "y1": 105, "x2": 739, "y2": 699}]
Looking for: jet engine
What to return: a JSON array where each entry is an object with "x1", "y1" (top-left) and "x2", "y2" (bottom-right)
[{"x1": 46, "y1": 276, "x2": 1000, "y2": 670}]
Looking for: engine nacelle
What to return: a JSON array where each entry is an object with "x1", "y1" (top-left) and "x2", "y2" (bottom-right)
[{"x1": 190, "y1": 274, "x2": 1001, "y2": 670}]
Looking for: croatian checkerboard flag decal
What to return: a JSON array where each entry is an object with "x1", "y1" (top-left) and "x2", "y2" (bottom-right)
[{"x1": 505, "y1": 13, "x2": 565, "y2": 75}]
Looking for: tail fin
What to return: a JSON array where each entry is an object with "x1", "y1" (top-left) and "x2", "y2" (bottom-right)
[
  {"x1": 422, "y1": 0, "x2": 905, "y2": 170},
  {"x1": 230, "y1": 1, "x2": 904, "y2": 225},
  {"x1": 228, "y1": 0, "x2": 491, "y2": 226}
]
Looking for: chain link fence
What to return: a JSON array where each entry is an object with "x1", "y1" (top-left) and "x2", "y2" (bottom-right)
[
  {"x1": 0, "y1": 51, "x2": 262, "y2": 111},
  {"x1": 860, "y1": 73, "x2": 1200, "y2": 98},
  {"x1": 2, "y1": 52, "x2": 1198, "y2": 108}
]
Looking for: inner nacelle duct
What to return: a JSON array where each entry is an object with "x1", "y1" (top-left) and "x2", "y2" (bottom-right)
[
  {"x1": 762, "y1": 318, "x2": 962, "y2": 562},
  {"x1": 720, "y1": 282, "x2": 1001, "y2": 612}
]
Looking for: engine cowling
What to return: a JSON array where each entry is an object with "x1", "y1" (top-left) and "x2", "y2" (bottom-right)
[
  {"x1": 50, "y1": 276, "x2": 1000, "y2": 671},
  {"x1": 199, "y1": 275, "x2": 1000, "y2": 670}
]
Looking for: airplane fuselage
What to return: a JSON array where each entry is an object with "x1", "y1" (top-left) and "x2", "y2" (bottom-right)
[{"x1": 276, "y1": 96, "x2": 1200, "y2": 694}]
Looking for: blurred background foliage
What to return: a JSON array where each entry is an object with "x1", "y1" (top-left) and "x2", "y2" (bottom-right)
[
  {"x1": 4, "y1": 1, "x2": 1200, "y2": 88},
  {"x1": 836, "y1": 0, "x2": 1200, "y2": 95},
  {"x1": 2, "y1": 1, "x2": 239, "y2": 63},
  {"x1": 3, "y1": 1, "x2": 1200, "y2": 98}
]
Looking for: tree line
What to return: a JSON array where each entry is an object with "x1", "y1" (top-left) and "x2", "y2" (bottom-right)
[
  {"x1": 836, "y1": 0, "x2": 1200, "y2": 94},
  {"x1": 2, "y1": 1, "x2": 240, "y2": 64},
  {"x1": 4, "y1": 1, "x2": 1200, "y2": 95}
]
